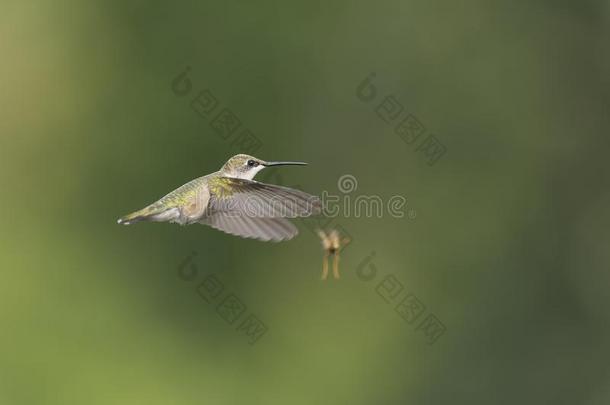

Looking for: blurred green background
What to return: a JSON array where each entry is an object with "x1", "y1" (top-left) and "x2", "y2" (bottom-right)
[{"x1": 2, "y1": 0, "x2": 609, "y2": 404}]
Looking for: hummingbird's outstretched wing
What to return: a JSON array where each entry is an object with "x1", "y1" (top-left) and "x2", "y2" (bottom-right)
[
  {"x1": 200, "y1": 214, "x2": 298, "y2": 242},
  {"x1": 207, "y1": 177, "x2": 321, "y2": 218},
  {"x1": 198, "y1": 177, "x2": 321, "y2": 241}
]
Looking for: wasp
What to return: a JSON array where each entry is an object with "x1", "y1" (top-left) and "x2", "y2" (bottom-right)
[{"x1": 317, "y1": 229, "x2": 350, "y2": 280}]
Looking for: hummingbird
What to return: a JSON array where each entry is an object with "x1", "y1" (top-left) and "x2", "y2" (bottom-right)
[{"x1": 117, "y1": 154, "x2": 321, "y2": 242}]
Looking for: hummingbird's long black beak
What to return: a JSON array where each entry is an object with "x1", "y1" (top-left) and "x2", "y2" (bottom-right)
[{"x1": 263, "y1": 161, "x2": 307, "y2": 167}]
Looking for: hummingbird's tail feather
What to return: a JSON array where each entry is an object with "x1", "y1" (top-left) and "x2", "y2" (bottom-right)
[
  {"x1": 117, "y1": 205, "x2": 178, "y2": 225},
  {"x1": 117, "y1": 207, "x2": 150, "y2": 225}
]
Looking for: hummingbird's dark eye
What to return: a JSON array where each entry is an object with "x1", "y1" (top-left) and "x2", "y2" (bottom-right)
[{"x1": 247, "y1": 160, "x2": 258, "y2": 167}]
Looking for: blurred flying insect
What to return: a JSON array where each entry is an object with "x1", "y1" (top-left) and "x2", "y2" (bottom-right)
[
  {"x1": 117, "y1": 154, "x2": 321, "y2": 242},
  {"x1": 317, "y1": 229, "x2": 351, "y2": 280}
]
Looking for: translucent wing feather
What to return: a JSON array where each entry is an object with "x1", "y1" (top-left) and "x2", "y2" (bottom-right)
[{"x1": 199, "y1": 177, "x2": 321, "y2": 241}]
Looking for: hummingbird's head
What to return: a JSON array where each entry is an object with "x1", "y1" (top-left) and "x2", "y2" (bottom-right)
[{"x1": 220, "y1": 154, "x2": 307, "y2": 180}]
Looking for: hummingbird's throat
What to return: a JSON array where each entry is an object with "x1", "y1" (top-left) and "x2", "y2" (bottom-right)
[{"x1": 226, "y1": 165, "x2": 265, "y2": 180}]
